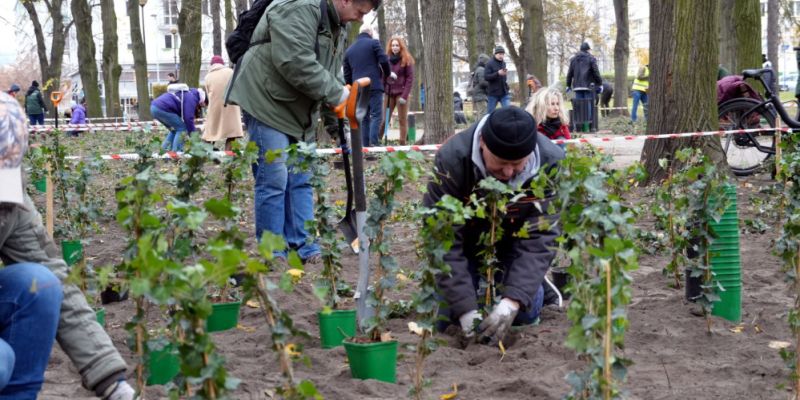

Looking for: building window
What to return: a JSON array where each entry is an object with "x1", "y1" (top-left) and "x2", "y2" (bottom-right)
[
  {"x1": 165, "y1": 35, "x2": 173, "y2": 49},
  {"x1": 163, "y1": 0, "x2": 178, "y2": 25}
]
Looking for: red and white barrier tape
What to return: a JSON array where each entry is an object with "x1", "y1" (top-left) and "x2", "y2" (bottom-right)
[{"x1": 59, "y1": 127, "x2": 786, "y2": 161}]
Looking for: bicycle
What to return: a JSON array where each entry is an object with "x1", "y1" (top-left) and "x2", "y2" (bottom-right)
[{"x1": 717, "y1": 68, "x2": 797, "y2": 176}]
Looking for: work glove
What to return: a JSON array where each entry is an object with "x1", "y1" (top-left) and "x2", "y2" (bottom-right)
[
  {"x1": 389, "y1": 72, "x2": 398, "y2": 80},
  {"x1": 101, "y1": 380, "x2": 135, "y2": 400},
  {"x1": 332, "y1": 86, "x2": 350, "y2": 116},
  {"x1": 477, "y1": 297, "x2": 519, "y2": 346},
  {"x1": 398, "y1": 97, "x2": 407, "y2": 105},
  {"x1": 458, "y1": 309, "x2": 482, "y2": 338},
  {"x1": 597, "y1": 85, "x2": 604, "y2": 94}
]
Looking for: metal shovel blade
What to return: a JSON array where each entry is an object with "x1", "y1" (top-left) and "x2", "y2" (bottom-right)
[{"x1": 335, "y1": 118, "x2": 359, "y2": 253}]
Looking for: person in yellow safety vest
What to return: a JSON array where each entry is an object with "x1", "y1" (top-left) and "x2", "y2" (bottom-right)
[{"x1": 631, "y1": 64, "x2": 649, "y2": 122}]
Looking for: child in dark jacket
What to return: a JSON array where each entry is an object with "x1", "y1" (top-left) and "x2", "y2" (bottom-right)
[
  {"x1": 453, "y1": 92, "x2": 468, "y2": 125},
  {"x1": 526, "y1": 87, "x2": 571, "y2": 148}
]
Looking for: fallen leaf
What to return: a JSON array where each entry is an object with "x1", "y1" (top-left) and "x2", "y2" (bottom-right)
[
  {"x1": 287, "y1": 268, "x2": 305, "y2": 283},
  {"x1": 335, "y1": 200, "x2": 345, "y2": 207},
  {"x1": 246, "y1": 299, "x2": 261, "y2": 309},
  {"x1": 237, "y1": 323, "x2": 256, "y2": 333},
  {"x1": 285, "y1": 343, "x2": 302, "y2": 357},
  {"x1": 264, "y1": 389, "x2": 275, "y2": 398},
  {"x1": 408, "y1": 322, "x2": 423, "y2": 336},
  {"x1": 499, "y1": 340, "x2": 506, "y2": 362},
  {"x1": 754, "y1": 324, "x2": 763, "y2": 334},
  {"x1": 396, "y1": 273, "x2": 409, "y2": 282},
  {"x1": 729, "y1": 325, "x2": 745, "y2": 333},
  {"x1": 769, "y1": 340, "x2": 791, "y2": 350},
  {"x1": 439, "y1": 383, "x2": 458, "y2": 400},
  {"x1": 380, "y1": 331, "x2": 393, "y2": 342}
]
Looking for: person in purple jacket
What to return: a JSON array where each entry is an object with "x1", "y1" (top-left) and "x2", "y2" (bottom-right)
[
  {"x1": 68, "y1": 99, "x2": 87, "y2": 137},
  {"x1": 150, "y1": 84, "x2": 206, "y2": 151},
  {"x1": 381, "y1": 36, "x2": 415, "y2": 145}
]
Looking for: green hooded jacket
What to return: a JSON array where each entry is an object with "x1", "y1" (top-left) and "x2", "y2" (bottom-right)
[{"x1": 226, "y1": 0, "x2": 345, "y2": 141}]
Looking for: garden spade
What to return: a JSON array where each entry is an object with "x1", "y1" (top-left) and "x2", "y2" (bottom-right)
[
  {"x1": 345, "y1": 77, "x2": 376, "y2": 326},
  {"x1": 333, "y1": 93, "x2": 358, "y2": 253}
]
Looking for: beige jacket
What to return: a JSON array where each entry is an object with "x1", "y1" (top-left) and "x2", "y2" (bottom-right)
[
  {"x1": 0, "y1": 195, "x2": 126, "y2": 391},
  {"x1": 203, "y1": 64, "x2": 243, "y2": 142}
]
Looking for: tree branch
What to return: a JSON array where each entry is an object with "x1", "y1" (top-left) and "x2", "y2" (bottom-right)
[
  {"x1": 452, "y1": 53, "x2": 468, "y2": 62},
  {"x1": 492, "y1": 0, "x2": 520, "y2": 61}
]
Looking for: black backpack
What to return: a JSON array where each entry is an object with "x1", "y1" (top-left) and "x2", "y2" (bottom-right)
[{"x1": 225, "y1": 0, "x2": 328, "y2": 65}]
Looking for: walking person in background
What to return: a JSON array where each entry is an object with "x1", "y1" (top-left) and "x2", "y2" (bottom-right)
[
  {"x1": 6, "y1": 84, "x2": 20, "y2": 98},
  {"x1": 381, "y1": 36, "x2": 415, "y2": 145},
  {"x1": 762, "y1": 54, "x2": 775, "y2": 92},
  {"x1": 167, "y1": 72, "x2": 179, "y2": 84},
  {"x1": 565, "y1": 42, "x2": 602, "y2": 123},
  {"x1": 453, "y1": 91, "x2": 468, "y2": 125},
  {"x1": 202, "y1": 55, "x2": 243, "y2": 151},
  {"x1": 469, "y1": 54, "x2": 490, "y2": 118},
  {"x1": 597, "y1": 80, "x2": 614, "y2": 117},
  {"x1": 68, "y1": 98, "x2": 87, "y2": 137},
  {"x1": 344, "y1": 25, "x2": 393, "y2": 147},
  {"x1": 24, "y1": 81, "x2": 46, "y2": 126},
  {"x1": 484, "y1": 46, "x2": 511, "y2": 112},
  {"x1": 527, "y1": 87, "x2": 571, "y2": 149},
  {"x1": 631, "y1": 64, "x2": 649, "y2": 123},
  {"x1": 150, "y1": 84, "x2": 206, "y2": 152}
]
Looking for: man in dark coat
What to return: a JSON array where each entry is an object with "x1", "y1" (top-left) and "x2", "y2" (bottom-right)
[
  {"x1": 423, "y1": 106, "x2": 565, "y2": 346},
  {"x1": 469, "y1": 53, "x2": 491, "y2": 118},
  {"x1": 484, "y1": 46, "x2": 511, "y2": 112},
  {"x1": 566, "y1": 42, "x2": 602, "y2": 123},
  {"x1": 344, "y1": 25, "x2": 393, "y2": 146},
  {"x1": 24, "y1": 81, "x2": 46, "y2": 126}
]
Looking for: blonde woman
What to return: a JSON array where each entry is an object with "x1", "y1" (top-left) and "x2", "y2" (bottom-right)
[{"x1": 526, "y1": 87, "x2": 571, "y2": 148}]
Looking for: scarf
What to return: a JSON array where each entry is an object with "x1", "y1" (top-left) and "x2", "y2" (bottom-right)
[
  {"x1": 540, "y1": 117, "x2": 562, "y2": 138},
  {"x1": 390, "y1": 54, "x2": 401, "y2": 65}
]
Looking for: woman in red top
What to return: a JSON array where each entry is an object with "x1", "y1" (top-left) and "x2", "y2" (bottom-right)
[
  {"x1": 526, "y1": 87, "x2": 571, "y2": 148},
  {"x1": 381, "y1": 37, "x2": 415, "y2": 145}
]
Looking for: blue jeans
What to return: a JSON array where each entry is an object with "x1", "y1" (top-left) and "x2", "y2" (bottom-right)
[
  {"x1": 631, "y1": 90, "x2": 648, "y2": 122},
  {"x1": 360, "y1": 90, "x2": 385, "y2": 147},
  {"x1": 151, "y1": 105, "x2": 187, "y2": 151},
  {"x1": 436, "y1": 259, "x2": 545, "y2": 332},
  {"x1": 487, "y1": 94, "x2": 511, "y2": 113},
  {"x1": 27, "y1": 114, "x2": 44, "y2": 126},
  {"x1": 0, "y1": 263, "x2": 62, "y2": 398},
  {"x1": 247, "y1": 116, "x2": 320, "y2": 260}
]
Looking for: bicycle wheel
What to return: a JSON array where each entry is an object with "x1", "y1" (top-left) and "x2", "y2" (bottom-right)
[{"x1": 718, "y1": 98, "x2": 776, "y2": 176}]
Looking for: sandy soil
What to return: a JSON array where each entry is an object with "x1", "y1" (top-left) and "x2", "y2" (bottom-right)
[{"x1": 32, "y1": 130, "x2": 793, "y2": 400}]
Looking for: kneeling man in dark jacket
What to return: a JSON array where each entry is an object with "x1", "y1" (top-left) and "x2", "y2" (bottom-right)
[{"x1": 423, "y1": 106, "x2": 565, "y2": 345}]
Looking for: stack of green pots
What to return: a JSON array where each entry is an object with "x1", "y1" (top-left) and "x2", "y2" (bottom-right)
[{"x1": 708, "y1": 184, "x2": 741, "y2": 323}]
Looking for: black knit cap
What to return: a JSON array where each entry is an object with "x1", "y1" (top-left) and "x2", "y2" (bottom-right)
[{"x1": 481, "y1": 107, "x2": 538, "y2": 161}]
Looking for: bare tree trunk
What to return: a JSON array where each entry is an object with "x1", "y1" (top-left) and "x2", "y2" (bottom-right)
[
  {"x1": 719, "y1": 0, "x2": 735, "y2": 71},
  {"x1": 127, "y1": 0, "x2": 152, "y2": 120},
  {"x1": 528, "y1": 0, "x2": 547, "y2": 86},
  {"x1": 495, "y1": 0, "x2": 525, "y2": 103},
  {"x1": 405, "y1": 0, "x2": 424, "y2": 112},
  {"x1": 225, "y1": 0, "x2": 235, "y2": 39},
  {"x1": 377, "y1": 6, "x2": 387, "y2": 44},
  {"x1": 101, "y1": 0, "x2": 122, "y2": 117},
  {"x1": 465, "y1": 0, "x2": 478, "y2": 66},
  {"x1": 475, "y1": 0, "x2": 491, "y2": 56},
  {"x1": 613, "y1": 0, "x2": 629, "y2": 111},
  {"x1": 235, "y1": 0, "x2": 248, "y2": 16},
  {"x1": 420, "y1": 0, "x2": 454, "y2": 143},
  {"x1": 768, "y1": 0, "x2": 780, "y2": 93},
  {"x1": 642, "y1": 0, "x2": 725, "y2": 183},
  {"x1": 212, "y1": 0, "x2": 222, "y2": 55},
  {"x1": 719, "y1": 0, "x2": 761, "y2": 75},
  {"x1": 179, "y1": 0, "x2": 204, "y2": 87},
  {"x1": 22, "y1": 0, "x2": 70, "y2": 113},
  {"x1": 71, "y1": 0, "x2": 102, "y2": 118}
]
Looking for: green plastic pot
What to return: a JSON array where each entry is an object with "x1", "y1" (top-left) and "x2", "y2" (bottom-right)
[
  {"x1": 33, "y1": 178, "x2": 46, "y2": 193},
  {"x1": 95, "y1": 307, "x2": 106, "y2": 327},
  {"x1": 61, "y1": 240, "x2": 83, "y2": 267},
  {"x1": 343, "y1": 340, "x2": 398, "y2": 383},
  {"x1": 206, "y1": 301, "x2": 242, "y2": 332},
  {"x1": 146, "y1": 344, "x2": 180, "y2": 386},
  {"x1": 712, "y1": 285, "x2": 742, "y2": 323},
  {"x1": 318, "y1": 309, "x2": 356, "y2": 349}
]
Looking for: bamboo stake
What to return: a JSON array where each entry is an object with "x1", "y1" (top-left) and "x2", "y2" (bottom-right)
[
  {"x1": 775, "y1": 117, "x2": 782, "y2": 180},
  {"x1": 46, "y1": 161, "x2": 54, "y2": 237},
  {"x1": 795, "y1": 251, "x2": 800, "y2": 400},
  {"x1": 603, "y1": 260, "x2": 612, "y2": 400}
]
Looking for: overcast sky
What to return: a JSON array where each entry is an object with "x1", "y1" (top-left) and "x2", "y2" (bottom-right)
[{"x1": 0, "y1": 3, "x2": 17, "y2": 66}]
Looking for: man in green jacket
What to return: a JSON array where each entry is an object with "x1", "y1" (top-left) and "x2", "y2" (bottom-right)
[
  {"x1": 24, "y1": 81, "x2": 46, "y2": 126},
  {"x1": 0, "y1": 93, "x2": 134, "y2": 399},
  {"x1": 226, "y1": 0, "x2": 379, "y2": 262}
]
